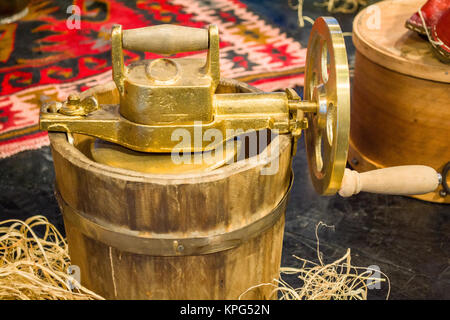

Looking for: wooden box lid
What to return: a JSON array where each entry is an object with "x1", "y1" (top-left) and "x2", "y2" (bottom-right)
[{"x1": 353, "y1": 0, "x2": 450, "y2": 83}]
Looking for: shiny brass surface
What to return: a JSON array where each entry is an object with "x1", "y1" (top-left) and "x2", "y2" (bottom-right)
[
  {"x1": 39, "y1": 18, "x2": 351, "y2": 195},
  {"x1": 41, "y1": 99, "x2": 290, "y2": 153},
  {"x1": 111, "y1": 24, "x2": 219, "y2": 125},
  {"x1": 304, "y1": 17, "x2": 350, "y2": 195},
  {"x1": 41, "y1": 94, "x2": 99, "y2": 117},
  {"x1": 90, "y1": 138, "x2": 242, "y2": 174}
]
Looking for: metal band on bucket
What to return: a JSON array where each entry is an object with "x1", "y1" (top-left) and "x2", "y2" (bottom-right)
[{"x1": 56, "y1": 173, "x2": 293, "y2": 256}]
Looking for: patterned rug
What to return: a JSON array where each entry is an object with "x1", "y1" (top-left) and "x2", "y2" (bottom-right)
[{"x1": 0, "y1": 0, "x2": 306, "y2": 158}]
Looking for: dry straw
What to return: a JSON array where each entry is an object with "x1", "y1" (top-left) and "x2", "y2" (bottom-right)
[
  {"x1": 0, "y1": 216, "x2": 390, "y2": 300},
  {"x1": 0, "y1": 215, "x2": 103, "y2": 300},
  {"x1": 314, "y1": 0, "x2": 368, "y2": 14},
  {"x1": 241, "y1": 222, "x2": 391, "y2": 300}
]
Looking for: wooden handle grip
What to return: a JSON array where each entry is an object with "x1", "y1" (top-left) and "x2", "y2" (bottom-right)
[
  {"x1": 122, "y1": 24, "x2": 209, "y2": 55},
  {"x1": 338, "y1": 165, "x2": 440, "y2": 197}
]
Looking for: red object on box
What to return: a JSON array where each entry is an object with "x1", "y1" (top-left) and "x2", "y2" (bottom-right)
[
  {"x1": 431, "y1": 7, "x2": 450, "y2": 61},
  {"x1": 405, "y1": 0, "x2": 450, "y2": 34},
  {"x1": 405, "y1": 0, "x2": 450, "y2": 62}
]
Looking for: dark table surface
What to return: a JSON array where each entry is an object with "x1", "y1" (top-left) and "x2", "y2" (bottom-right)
[{"x1": 0, "y1": 0, "x2": 448, "y2": 300}]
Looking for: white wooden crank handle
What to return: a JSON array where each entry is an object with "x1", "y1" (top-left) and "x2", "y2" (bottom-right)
[{"x1": 338, "y1": 165, "x2": 441, "y2": 197}]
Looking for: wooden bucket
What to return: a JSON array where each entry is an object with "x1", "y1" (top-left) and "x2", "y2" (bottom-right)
[
  {"x1": 351, "y1": 0, "x2": 450, "y2": 203},
  {"x1": 50, "y1": 79, "x2": 293, "y2": 299}
]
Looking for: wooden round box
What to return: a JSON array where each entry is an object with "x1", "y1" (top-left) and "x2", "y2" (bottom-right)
[{"x1": 350, "y1": 0, "x2": 450, "y2": 203}]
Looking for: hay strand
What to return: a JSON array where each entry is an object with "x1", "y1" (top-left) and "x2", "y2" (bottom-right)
[
  {"x1": 240, "y1": 222, "x2": 391, "y2": 300},
  {"x1": 0, "y1": 215, "x2": 103, "y2": 300},
  {"x1": 314, "y1": 0, "x2": 368, "y2": 14},
  {"x1": 1, "y1": 215, "x2": 390, "y2": 300},
  {"x1": 289, "y1": 0, "x2": 369, "y2": 28}
]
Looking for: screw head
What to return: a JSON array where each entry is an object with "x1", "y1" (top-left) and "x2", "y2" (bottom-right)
[{"x1": 67, "y1": 94, "x2": 81, "y2": 104}]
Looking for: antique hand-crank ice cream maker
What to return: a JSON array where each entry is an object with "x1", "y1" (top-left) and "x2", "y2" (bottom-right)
[{"x1": 39, "y1": 18, "x2": 441, "y2": 299}]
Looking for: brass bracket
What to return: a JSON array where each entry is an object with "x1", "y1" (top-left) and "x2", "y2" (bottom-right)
[
  {"x1": 41, "y1": 92, "x2": 292, "y2": 153},
  {"x1": 41, "y1": 94, "x2": 99, "y2": 117},
  {"x1": 286, "y1": 88, "x2": 309, "y2": 137}
]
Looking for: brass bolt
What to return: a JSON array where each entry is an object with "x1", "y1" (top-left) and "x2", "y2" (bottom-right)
[{"x1": 67, "y1": 94, "x2": 80, "y2": 102}]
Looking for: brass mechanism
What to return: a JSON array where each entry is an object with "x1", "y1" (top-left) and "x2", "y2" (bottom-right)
[{"x1": 40, "y1": 17, "x2": 350, "y2": 195}]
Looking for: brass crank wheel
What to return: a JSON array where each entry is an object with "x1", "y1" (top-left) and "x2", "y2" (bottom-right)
[{"x1": 304, "y1": 17, "x2": 350, "y2": 195}]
